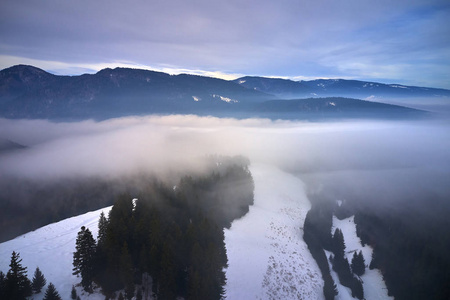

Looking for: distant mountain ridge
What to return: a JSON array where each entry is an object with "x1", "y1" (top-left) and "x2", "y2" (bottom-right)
[
  {"x1": 0, "y1": 65, "x2": 272, "y2": 119},
  {"x1": 234, "y1": 76, "x2": 450, "y2": 99},
  {"x1": 0, "y1": 65, "x2": 434, "y2": 120}
]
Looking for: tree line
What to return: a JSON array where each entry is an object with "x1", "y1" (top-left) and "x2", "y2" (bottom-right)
[
  {"x1": 303, "y1": 198, "x2": 365, "y2": 300},
  {"x1": 355, "y1": 207, "x2": 450, "y2": 300},
  {"x1": 73, "y1": 156, "x2": 254, "y2": 299},
  {"x1": 0, "y1": 251, "x2": 63, "y2": 300}
]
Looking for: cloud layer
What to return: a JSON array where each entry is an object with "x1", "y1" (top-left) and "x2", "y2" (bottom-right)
[
  {"x1": 1, "y1": 115, "x2": 449, "y2": 188},
  {"x1": 1, "y1": 0, "x2": 449, "y2": 88}
]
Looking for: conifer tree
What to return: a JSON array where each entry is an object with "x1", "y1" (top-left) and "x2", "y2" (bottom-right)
[
  {"x1": 5, "y1": 251, "x2": 32, "y2": 299},
  {"x1": 332, "y1": 228, "x2": 346, "y2": 258},
  {"x1": 73, "y1": 226, "x2": 97, "y2": 292},
  {"x1": 43, "y1": 282, "x2": 62, "y2": 300},
  {"x1": 0, "y1": 271, "x2": 6, "y2": 299},
  {"x1": 97, "y1": 211, "x2": 109, "y2": 247},
  {"x1": 136, "y1": 288, "x2": 143, "y2": 300},
  {"x1": 120, "y1": 243, "x2": 134, "y2": 300},
  {"x1": 351, "y1": 251, "x2": 366, "y2": 276},
  {"x1": 95, "y1": 212, "x2": 109, "y2": 291},
  {"x1": 71, "y1": 285, "x2": 77, "y2": 299},
  {"x1": 323, "y1": 279, "x2": 338, "y2": 300},
  {"x1": 369, "y1": 248, "x2": 379, "y2": 270},
  {"x1": 31, "y1": 267, "x2": 47, "y2": 293},
  {"x1": 158, "y1": 240, "x2": 176, "y2": 300},
  {"x1": 351, "y1": 276, "x2": 364, "y2": 299}
]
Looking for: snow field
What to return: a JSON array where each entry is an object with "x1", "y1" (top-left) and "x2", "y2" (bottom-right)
[
  {"x1": 224, "y1": 164, "x2": 324, "y2": 299},
  {"x1": 0, "y1": 207, "x2": 112, "y2": 300},
  {"x1": 1, "y1": 164, "x2": 326, "y2": 299},
  {"x1": 330, "y1": 216, "x2": 393, "y2": 300}
]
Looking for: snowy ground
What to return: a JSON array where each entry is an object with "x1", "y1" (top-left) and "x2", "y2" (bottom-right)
[
  {"x1": 329, "y1": 216, "x2": 393, "y2": 300},
  {"x1": 0, "y1": 163, "x2": 391, "y2": 300},
  {"x1": 0, "y1": 207, "x2": 112, "y2": 300},
  {"x1": 224, "y1": 163, "x2": 324, "y2": 300}
]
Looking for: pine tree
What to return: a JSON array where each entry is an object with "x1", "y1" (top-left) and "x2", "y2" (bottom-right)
[
  {"x1": 369, "y1": 248, "x2": 379, "y2": 270},
  {"x1": 136, "y1": 288, "x2": 143, "y2": 300},
  {"x1": 158, "y1": 240, "x2": 176, "y2": 300},
  {"x1": 351, "y1": 276, "x2": 364, "y2": 299},
  {"x1": 5, "y1": 251, "x2": 32, "y2": 299},
  {"x1": 351, "y1": 251, "x2": 366, "y2": 276},
  {"x1": 0, "y1": 271, "x2": 6, "y2": 299},
  {"x1": 323, "y1": 279, "x2": 338, "y2": 300},
  {"x1": 97, "y1": 211, "x2": 109, "y2": 247},
  {"x1": 31, "y1": 267, "x2": 47, "y2": 293},
  {"x1": 118, "y1": 292, "x2": 125, "y2": 300},
  {"x1": 95, "y1": 212, "x2": 109, "y2": 292},
  {"x1": 73, "y1": 226, "x2": 97, "y2": 292},
  {"x1": 43, "y1": 282, "x2": 62, "y2": 300},
  {"x1": 71, "y1": 285, "x2": 77, "y2": 299},
  {"x1": 120, "y1": 243, "x2": 135, "y2": 300},
  {"x1": 332, "y1": 228, "x2": 346, "y2": 258}
]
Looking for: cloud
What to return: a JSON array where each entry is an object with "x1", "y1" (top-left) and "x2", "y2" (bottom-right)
[
  {"x1": 0, "y1": 114, "x2": 449, "y2": 232},
  {"x1": 0, "y1": 0, "x2": 449, "y2": 87},
  {"x1": 1, "y1": 115, "x2": 449, "y2": 185}
]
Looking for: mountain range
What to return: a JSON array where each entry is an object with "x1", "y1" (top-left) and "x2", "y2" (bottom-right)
[
  {"x1": 234, "y1": 76, "x2": 450, "y2": 99},
  {"x1": 1, "y1": 65, "x2": 447, "y2": 120}
]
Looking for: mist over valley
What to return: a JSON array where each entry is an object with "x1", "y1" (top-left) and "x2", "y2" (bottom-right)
[
  {"x1": 1, "y1": 112, "x2": 449, "y2": 299},
  {"x1": 2, "y1": 0, "x2": 450, "y2": 298}
]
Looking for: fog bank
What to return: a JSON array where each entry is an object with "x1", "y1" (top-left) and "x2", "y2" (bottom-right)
[{"x1": 1, "y1": 115, "x2": 449, "y2": 212}]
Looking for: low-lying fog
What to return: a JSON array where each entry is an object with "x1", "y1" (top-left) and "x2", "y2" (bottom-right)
[{"x1": 1, "y1": 115, "x2": 449, "y2": 215}]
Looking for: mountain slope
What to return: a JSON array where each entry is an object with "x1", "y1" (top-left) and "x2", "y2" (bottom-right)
[
  {"x1": 252, "y1": 97, "x2": 426, "y2": 119},
  {"x1": 0, "y1": 164, "x2": 325, "y2": 300},
  {"x1": 0, "y1": 164, "x2": 394, "y2": 300},
  {"x1": 0, "y1": 65, "x2": 274, "y2": 119},
  {"x1": 234, "y1": 76, "x2": 450, "y2": 100},
  {"x1": 0, "y1": 65, "x2": 431, "y2": 120}
]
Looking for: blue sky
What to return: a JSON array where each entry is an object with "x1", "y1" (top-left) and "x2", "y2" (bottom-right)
[{"x1": 0, "y1": 0, "x2": 449, "y2": 88}]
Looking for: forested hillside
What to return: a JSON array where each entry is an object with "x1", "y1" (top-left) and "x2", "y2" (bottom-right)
[
  {"x1": 304, "y1": 194, "x2": 450, "y2": 300},
  {"x1": 71, "y1": 156, "x2": 254, "y2": 299},
  {"x1": 0, "y1": 155, "x2": 253, "y2": 243}
]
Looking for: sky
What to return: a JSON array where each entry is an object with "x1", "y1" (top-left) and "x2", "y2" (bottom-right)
[{"x1": 0, "y1": 0, "x2": 449, "y2": 88}]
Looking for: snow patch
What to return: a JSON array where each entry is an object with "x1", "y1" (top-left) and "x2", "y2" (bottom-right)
[
  {"x1": 238, "y1": 80, "x2": 246, "y2": 84},
  {"x1": 192, "y1": 96, "x2": 201, "y2": 102},
  {"x1": 390, "y1": 84, "x2": 408, "y2": 89},
  {"x1": 211, "y1": 94, "x2": 239, "y2": 103},
  {"x1": 331, "y1": 216, "x2": 393, "y2": 300}
]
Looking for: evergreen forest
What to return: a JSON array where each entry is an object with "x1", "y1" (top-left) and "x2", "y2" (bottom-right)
[
  {"x1": 72, "y1": 155, "x2": 254, "y2": 299},
  {"x1": 0, "y1": 251, "x2": 58, "y2": 300},
  {"x1": 303, "y1": 194, "x2": 450, "y2": 300}
]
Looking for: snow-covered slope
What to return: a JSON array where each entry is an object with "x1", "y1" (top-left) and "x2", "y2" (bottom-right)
[
  {"x1": 329, "y1": 216, "x2": 393, "y2": 300},
  {"x1": 0, "y1": 207, "x2": 112, "y2": 299},
  {"x1": 0, "y1": 164, "x2": 392, "y2": 299},
  {"x1": 225, "y1": 164, "x2": 324, "y2": 299}
]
